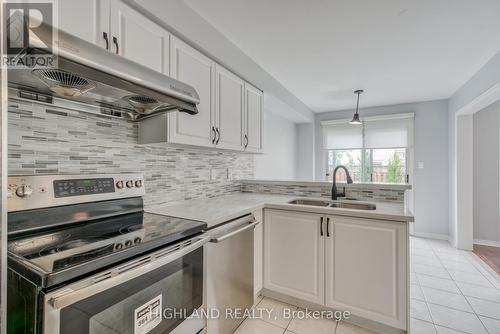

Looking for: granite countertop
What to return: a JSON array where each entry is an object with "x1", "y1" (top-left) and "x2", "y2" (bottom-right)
[{"x1": 147, "y1": 193, "x2": 414, "y2": 228}]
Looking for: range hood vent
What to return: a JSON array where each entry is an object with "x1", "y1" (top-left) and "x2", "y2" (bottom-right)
[
  {"x1": 32, "y1": 69, "x2": 96, "y2": 97},
  {"x1": 6, "y1": 12, "x2": 199, "y2": 121},
  {"x1": 123, "y1": 95, "x2": 172, "y2": 115}
]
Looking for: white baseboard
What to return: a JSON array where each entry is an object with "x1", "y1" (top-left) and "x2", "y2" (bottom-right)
[
  {"x1": 474, "y1": 239, "x2": 500, "y2": 247},
  {"x1": 410, "y1": 231, "x2": 450, "y2": 241}
]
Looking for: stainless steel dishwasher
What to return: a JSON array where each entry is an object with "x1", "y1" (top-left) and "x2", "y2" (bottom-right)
[{"x1": 206, "y1": 214, "x2": 258, "y2": 334}]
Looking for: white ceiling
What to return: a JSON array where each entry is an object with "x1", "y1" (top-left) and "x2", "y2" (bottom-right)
[{"x1": 183, "y1": 0, "x2": 500, "y2": 112}]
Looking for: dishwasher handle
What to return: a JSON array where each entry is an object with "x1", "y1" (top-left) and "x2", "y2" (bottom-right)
[{"x1": 210, "y1": 221, "x2": 258, "y2": 243}]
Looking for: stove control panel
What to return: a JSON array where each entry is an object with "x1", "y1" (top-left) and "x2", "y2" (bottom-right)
[
  {"x1": 8, "y1": 174, "x2": 145, "y2": 212},
  {"x1": 54, "y1": 178, "x2": 115, "y2": 198}
]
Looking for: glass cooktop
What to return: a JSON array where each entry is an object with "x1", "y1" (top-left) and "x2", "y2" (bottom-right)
[{"x1": 8, "y1": 212, "x2": 206, "y2": 287}]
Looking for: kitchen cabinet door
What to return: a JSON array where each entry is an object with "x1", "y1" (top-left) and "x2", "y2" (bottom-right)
[
  {"x1": 264, "y1": 209, "x2": 325, "y2": 304},
  {"x1": 325, "y1": 216, "x2": 408, "y2": 330},
  {"x1": 57, "y1": 0, "x2": 109, "y2": 48},
  {"x1": 243, "y1": 83, "x2": 263, "y2": 152},
  {"x1": 169, "y1": 37, "x2": 215, "y2": 147},
  {"x1": 215, "y1": 65, "x2": 244, "y2": 150},
  {"x1": 110, "y1": 0, "x2": 170, "y2": 74}
]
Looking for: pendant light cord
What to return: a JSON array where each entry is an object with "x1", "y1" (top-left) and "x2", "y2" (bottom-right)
[{"x1": 355, "y1": 91, "x2": 361, "y2": 115}]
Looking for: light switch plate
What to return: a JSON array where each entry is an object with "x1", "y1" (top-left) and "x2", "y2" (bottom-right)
[{"x1": 418, "y1": 162, "x2": 425, "y2": 169}]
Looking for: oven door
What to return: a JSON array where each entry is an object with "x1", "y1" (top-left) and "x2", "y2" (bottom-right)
[{"x1": 43, "y1": 236, "x2": 208, "y2": 334}]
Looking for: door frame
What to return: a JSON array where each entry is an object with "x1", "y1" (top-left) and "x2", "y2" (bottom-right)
[{"x1": 453, "y1": 81, "x2": 500, "y2": 250}]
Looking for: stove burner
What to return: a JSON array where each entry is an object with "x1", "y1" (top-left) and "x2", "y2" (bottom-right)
[{"x1": 38, "y1": 237, "x2": 107, "y2": 257}]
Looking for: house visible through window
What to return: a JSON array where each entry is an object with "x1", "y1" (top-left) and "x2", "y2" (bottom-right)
[{"x1": 323, "y1": 113, "x2": 413, "y2": 184}]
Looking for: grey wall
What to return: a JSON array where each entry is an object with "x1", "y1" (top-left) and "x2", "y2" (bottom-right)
[
  {"x1": 473, "y1": 102, "x2": 500, "y2": 242},
  {"x1": 448, "y1": 51, "x2": 500, "y2": 245},
  {"x1": 254, "y1": 110, "x2": 297, "y2": 180},
  {"x1": 296, "y1": 123, "x2": 315, "y2": 181},
  {"x1": 8, "y1": 98, "x2": 253, "y2": 208},
  {"x1": 313, "y1": 100, "x2": 449, "y2": 237}
]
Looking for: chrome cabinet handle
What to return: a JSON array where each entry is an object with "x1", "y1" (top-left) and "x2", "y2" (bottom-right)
[
  {"x1": 113, "y1": 36, "x2": 119, "y2": 54},
  {"x1": 211, "y1": 126, "x2": 216, "y2": 144},
  {"x1": 103, "y1": 32, "x2": 109, "y2": 50},
  {"x1": 320, "y1": 217, "x2": 324, "y2": 236},
  {"x1": 326, "y1": 217, "x2": 330, "y2": 237},
  {"x1": 215, "y1": 128, "x2": 220, "y2": 144}
]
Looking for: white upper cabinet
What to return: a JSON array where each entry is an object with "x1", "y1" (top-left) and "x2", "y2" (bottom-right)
[
  {"x1": 215, "y1": 65, "x2": 245, "y2": 150},
  {"x1": 109, "y1": 0, "x2": 170, "y2": 74},
  {"x1": 263, "y1": 209, "x2": 325, "y2": 305},
  {"x1": 57, "y1": 0, "x2": 109, "y2": 47},
  {"x1": 58, "y1": 0, "x2": 170, "y2": 74},
  {"x1": 59, "y1": 0, "x2": 263, "y2": 152},
  {"x1": 243, "y1": 83, "x2": 263, "y2": 152},
  {"x1": 168, "y1": 37, "x2": 216, "y2": 147}
]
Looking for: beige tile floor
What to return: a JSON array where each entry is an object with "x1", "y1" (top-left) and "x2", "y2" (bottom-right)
[{"x1": 233, "y1": 237, "x2": 500, "y2": 334}]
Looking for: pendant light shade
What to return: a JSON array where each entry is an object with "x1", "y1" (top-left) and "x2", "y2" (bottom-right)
[{"x1": 349, "y1": 89, "x2": 364, "y2": 125}]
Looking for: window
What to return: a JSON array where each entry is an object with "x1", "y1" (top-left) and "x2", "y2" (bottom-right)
[
  {"x1": 326, "y1": 148, "x2": 407, "y2": 183},
  {"x1": 326, "y1": 149, "x2": 370, "y2": 183},
  {"x1": 323, "y1": 113, "x2": 413, "y2": 184},
  {"x1": 372, "y1": 148, "x2": 406, "y2": 183}
]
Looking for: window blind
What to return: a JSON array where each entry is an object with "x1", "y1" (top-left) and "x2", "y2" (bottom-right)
[
  {"x1": 322, "y1": 120, "x2": 363, "y2": 150},
  {"x1": 321, "y1": 113, "x2": 414, "y2": 150},
  {"x1": 364, "y1": 116, "x2": 414, "y2": 148}
]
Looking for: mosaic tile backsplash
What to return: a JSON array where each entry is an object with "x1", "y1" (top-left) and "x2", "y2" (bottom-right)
[
  {"x1": 241, "y1": 182, "x2": 405, "y2": 203},
  {"x1": 8, "y1": 98, "x2": 254, "y2": 208}
]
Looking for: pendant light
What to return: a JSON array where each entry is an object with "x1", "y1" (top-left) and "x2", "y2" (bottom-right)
[{"x1": 349, "y1": 89, "x2": 364, "y2": 125}]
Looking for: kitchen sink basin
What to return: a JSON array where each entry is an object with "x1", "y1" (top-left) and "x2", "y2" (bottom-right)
[
  {"x1": 329, "y1": 202, "x2": 377, "y2": 210},
  {"x1": 288, "y1": 199, "x2": 331, "y2": 207},
  {"x1": 288, "y1": 199, "x2": 377, "y2": 210}
]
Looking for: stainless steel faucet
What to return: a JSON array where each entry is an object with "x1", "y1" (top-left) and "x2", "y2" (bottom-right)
[{"x1": 331, "y1": 165, "x2": 353, "y2": 200}]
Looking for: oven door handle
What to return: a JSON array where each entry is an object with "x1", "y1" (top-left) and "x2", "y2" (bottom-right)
[{"x1": 47, "y1": 236, "x2": 209, "y2": 310}]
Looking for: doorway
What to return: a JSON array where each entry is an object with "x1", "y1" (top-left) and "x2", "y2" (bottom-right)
[{"x1": 454, "y1": 85, "x2": 500, "y2": 275}]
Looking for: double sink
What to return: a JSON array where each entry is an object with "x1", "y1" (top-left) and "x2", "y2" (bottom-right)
[{"x1": 288, "y1": 199, "x2": 376, "y2": 210}]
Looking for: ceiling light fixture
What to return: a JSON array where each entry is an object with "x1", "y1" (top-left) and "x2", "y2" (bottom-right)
[{"x1": 349, "y1": 89, "x2": 364, "y2": 125}]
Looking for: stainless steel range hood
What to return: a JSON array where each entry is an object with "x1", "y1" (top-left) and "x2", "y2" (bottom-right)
[{"x1": 7, "y1": 14, "x2": 199, "y2": 120}]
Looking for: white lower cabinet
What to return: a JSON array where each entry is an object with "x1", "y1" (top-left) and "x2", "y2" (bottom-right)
[
  {"x1": 325, "y1": 216, "x2": 408, "y2": 330},
  {"x1": 263, "y1": 210, "x2": 325, "y2": 304},
  {"x1": 263, "y1": 209, "x2": 408, "y2": 330}
]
